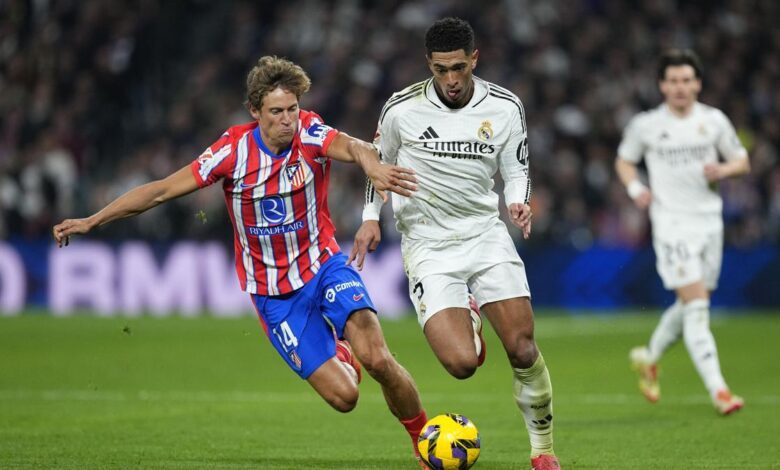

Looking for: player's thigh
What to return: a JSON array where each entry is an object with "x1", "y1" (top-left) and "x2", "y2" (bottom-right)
[
  {"x1": 343, "y1": 308, "x2": 393, "y2": 367},
  {"x1": 306, "y1": 357, "x2": 358, "y2": 408},
  {"x1": 652, "y1": 234, "x2": 706, "y2": 290},
  {"x1": 480, "y1": 296, "x2": 535, "y2": 353},
  {"x1": 253, "y1": 293, "x2": 335, "y2": 380},
  {"x1": 424, "y1": 306, "x2": 477, "y2": 364}
]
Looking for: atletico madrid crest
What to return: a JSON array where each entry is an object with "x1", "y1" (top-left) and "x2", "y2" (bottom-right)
[
  {"x1": 285, "y1": 161, "x2": 306, "y2": 188},
  {"x1": 289, "y1": 350, "x2": 302, "y2": 370}
]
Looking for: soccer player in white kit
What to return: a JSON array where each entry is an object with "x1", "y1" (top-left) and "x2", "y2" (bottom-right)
[
  {"x1": 616, "y1": 49, "x2": 750, "y2": 415},
  {"x1": 348, "y1": 18, "x2": 561, "y2": 470}
]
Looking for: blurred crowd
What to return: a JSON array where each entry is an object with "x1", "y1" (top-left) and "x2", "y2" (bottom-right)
[{"x1": 1, "y1": 0, "x2": 778, "y2": 248}]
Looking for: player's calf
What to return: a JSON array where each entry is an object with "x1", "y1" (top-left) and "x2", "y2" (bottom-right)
[
  {"x1": 335, "y1": 339, "x2": 362, "y2": 384},
  {"x1": 469, "y1": 294, "x2": 487, "y2": 367}
]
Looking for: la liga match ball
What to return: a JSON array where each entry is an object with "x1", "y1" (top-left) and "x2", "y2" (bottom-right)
[{"x1": 417, "y1": 413, "x2": 481, "y2": 470}]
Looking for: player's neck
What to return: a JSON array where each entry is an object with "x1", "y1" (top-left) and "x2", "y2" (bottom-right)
[{"x1": 665, "y1": 101, "x2": 696, "y2": 118}]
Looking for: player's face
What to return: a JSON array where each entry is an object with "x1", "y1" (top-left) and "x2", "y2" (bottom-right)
[
  {"x1": 427, "y1": 49, "x2": 479, "y2": 108},
  {"x1": 251, "y1": 87, "x2": 300, "y2": 152},
  {"x1": 659, "y1": 65, "x2": 701, "y2": 111}
]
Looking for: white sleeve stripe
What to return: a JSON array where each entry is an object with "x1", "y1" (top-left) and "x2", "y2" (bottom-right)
[{"x1": 198, "y1": 144, "x2": 232, "y2": 181}]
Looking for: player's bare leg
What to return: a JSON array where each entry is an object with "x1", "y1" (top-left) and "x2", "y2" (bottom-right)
[
  {"x1": 677, "y1": 281, "x2": 743, "y2": 415},
  {"x1": 306, "y1": 358, "x2": 360, "y2": 413},
  {"x1": 482, "y1": 296, "x2": 558, "y2": 467},
  {"x1": 424, "y1": 307, "x2": 481, "y2": 379},
  {"x1": 629, "y1": 298, "x2": 683, "y2": 402},
  {"x1": 344, "y1": 309, "x2": 429, "y2": 463}
]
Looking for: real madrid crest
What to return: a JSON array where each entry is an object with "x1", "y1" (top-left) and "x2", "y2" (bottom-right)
[{"x1": 478, "y1": 120, "x2": 493, "y2": 141}]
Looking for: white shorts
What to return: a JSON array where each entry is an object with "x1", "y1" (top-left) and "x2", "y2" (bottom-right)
[
  {"x1": 401, "y1": 221, "x2": 531, "y2": 327},
  {"x1": 651, "y1": 214, "x2": 723, "y2": 290}
]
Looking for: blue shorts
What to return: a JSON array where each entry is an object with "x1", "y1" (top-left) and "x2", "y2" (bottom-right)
[{"x1": 251, "y1": 252, "x2": 376, "y2": 379}]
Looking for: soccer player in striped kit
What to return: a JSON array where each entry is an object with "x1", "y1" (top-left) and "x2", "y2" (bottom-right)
[
  {"x1": 53, "y1": 55, "x2": 431, "y2": 467},
  {"x1": 350, "y1": 18, "x2": 561, "y2": 470},
  {"x1": 617, "y1": 49, "x2": 748, "y2": 415}
]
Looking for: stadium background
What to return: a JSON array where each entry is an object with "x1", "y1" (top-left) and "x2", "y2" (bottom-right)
[
  {"x1": 1, "y1": 0, "x2": 779, "y2": 315},
  {"x1": 2, "y1": 2, "x2": 780, "y2": 470}
]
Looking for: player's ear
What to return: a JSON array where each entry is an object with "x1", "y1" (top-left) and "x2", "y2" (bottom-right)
[
  {"x1": 426, "y1": 54, "x2": 435, "y2": 73},
  {"x1": 248, "y1": 103, "x2": 261, "y2": 121},
  {"x1": 693, "y1": 78, "x2": 702, "y2": 94},
  {"x1": 471, "y1": 49, "x2": 479, "y2": 69}
]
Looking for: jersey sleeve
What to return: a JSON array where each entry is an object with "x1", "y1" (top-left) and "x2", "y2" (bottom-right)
[
  {"x1": 362, "y1": 111, "x2": 401, "y2": 221},
  {"x1": 190, "y1": 132, "x2": 236, "y2": 187},
  {"x1": 300, "y1": 112, "x2": 339, "y2": 159},
  {"x1": 714, "y1": 111, "x2": 748, "y2": 161},
  {"x1": 617, "y1": 116, "x2": 646, "y2": 163},
  {"x1": 498, "y1": 108, "x2": 531, "y2": 207}
]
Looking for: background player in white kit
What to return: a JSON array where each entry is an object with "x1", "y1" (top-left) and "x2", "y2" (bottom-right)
[
  {"x1": 348, "y1": 17, "x2": 561, "y2": 470},
  {"x1": 616, "y1": 49, "x2": 750, "y2": 415}
]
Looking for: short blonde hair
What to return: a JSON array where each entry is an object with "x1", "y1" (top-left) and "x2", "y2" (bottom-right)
[{"x1": 246, "y1": 56, "x2": 311, "y2": 110}]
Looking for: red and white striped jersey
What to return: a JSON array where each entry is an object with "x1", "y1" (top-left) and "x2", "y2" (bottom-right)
[{"x1": 190, "y1": 110, "x2": 340, "y2": 295}]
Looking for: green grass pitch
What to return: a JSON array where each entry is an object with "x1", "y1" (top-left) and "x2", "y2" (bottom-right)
[{"x1": 1, "y1": 311, "x2": 779, "y2": 469}]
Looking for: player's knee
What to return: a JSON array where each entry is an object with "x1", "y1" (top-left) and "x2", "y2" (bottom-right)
[
  {"x1": 326, "y1": 387, "x2": 359, "y2": 413},
  {"x1": 360, "y1": 349, "x2": 394, "y2": 380},
  {"x1": 507, "y1": 337, "x2": 537, "y2": 369},
  {"x1": 441, "y1": 356, "x2": 478, "y2": 379}
]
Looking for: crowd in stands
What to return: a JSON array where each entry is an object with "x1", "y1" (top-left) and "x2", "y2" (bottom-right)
[{"x1": 1, "y1": 0, "x2": 778, "y2": 248}]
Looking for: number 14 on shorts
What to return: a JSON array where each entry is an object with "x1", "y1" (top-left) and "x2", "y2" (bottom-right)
[{"x1": 273, "y1": 321, "x2": 299, "y2": 352}]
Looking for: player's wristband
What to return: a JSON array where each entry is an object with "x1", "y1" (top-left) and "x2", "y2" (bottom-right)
[
  {"x1": 361, "y1": 206, "x2": 381, "y2": 222},
  {"x1": 626, "y1": 180, "x2": 648, "y2": 200}
]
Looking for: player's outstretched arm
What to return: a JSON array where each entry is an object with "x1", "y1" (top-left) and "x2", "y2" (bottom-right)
[
  {"x1": 347, "y1": 220, "x2": 381, "y2": 271},
  {"x1": 52, "y1": 165, "x2": 200, "y2": 247},
  {"x1": 703, "y1": 157, "x2": 750, "y2": 182},
  {"x1": 326, "y1": 133, "x2": 416, "y2": 201},
  {"x1": 615, "y1": 158, "x2": 652, "y2": 209}
]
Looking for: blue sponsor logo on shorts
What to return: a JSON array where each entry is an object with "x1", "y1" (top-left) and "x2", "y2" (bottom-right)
[{"x1": 324, "y1": 281, "x2": 364, "y2": 303}]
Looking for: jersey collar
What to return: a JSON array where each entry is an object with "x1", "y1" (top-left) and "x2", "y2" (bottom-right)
[
  {"x1": 425, "y1": 76, "x2": 489, "y2": 110},
  {"x1": 252, "y1": 126, "x2": 293, "y2": 159}
]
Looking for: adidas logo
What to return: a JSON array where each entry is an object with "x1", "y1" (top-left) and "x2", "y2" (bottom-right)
[
  {"x1": 659, "y1": 131, "x2": 670, "y2": 140},
  {"x1": 418, "y1": 126, "x2": 440, "y2": 140}
]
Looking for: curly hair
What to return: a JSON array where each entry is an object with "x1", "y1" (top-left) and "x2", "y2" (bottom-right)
[
  {"x1": 425, "y1": 17, "x2": 475, "y2": 56},
  {"x1": 658, "y1": 49, "x2": 702, "y2": 80},
  {"x1": 246, "y1": 56, "x2": 311, "y2": 110}
]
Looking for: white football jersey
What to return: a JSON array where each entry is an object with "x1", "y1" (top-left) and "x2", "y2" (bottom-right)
[
  {"x1": 618, "y1": 102, "x2": 747, "y2": 220},
  {"x1": 362, "y1": 77, "x2": 530, "y2": 240}
]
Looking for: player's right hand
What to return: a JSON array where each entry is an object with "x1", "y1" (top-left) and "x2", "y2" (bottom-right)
[
  {"x1": 52, "y1": 217, "x2": 95, "y2": 248},
  {"x1": 347, "y1": 220, "x2": 381, "y2": 271},
  {"x1": 365, "y1": 163, "x2": 417, "y2": 202},
  {"x1": 633, "y1": 190, "x2": 652, "y2": 210},
  {"x1": 509, "y1": 203, "x2": 533, "y2": 239}
]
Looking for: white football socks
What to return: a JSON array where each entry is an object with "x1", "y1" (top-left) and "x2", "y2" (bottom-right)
[
  {"x1": 682, "y1": 299, "x2": 728, "y2": 397},
  {"x1": 513, "y1": 353, "x2": 554, "y2": 456},
  {"x1": 647, "y1": 299, "x2": 683, "y2": 363}
]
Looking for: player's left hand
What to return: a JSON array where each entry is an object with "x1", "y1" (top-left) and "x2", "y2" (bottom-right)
[
  {"x1": 52, "y1": 217, "x2": 95, "y2": 247},
  {"x1": 365, "y1": 162, "x2": 417, "y2": 202},
  {"x1": 347, "y1": 220, "x2": 381, "y2": 271},
  {"x1": 703, "y1": 163, "x2": 725, "y2": 182},
  {"x1": 509, "y1": 203, "x2": 532, "y2": 239}
]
